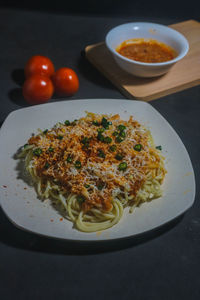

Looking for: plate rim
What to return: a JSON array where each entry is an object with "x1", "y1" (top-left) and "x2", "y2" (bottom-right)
[{"x1": 0, "y1": 98, "x2": 196, "y2": 241}]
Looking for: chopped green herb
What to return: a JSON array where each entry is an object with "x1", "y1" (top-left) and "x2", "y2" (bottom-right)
[
  {"x1": 117, "y1": 124, "x2": 126, "y2": 131},
  {"x1": 84, "y1": 184, "x2": 90, "y2": 189},
  {"x1": 43, "y1": 129, "x2": 48, "y2": 134},
  {"x1": 44, "y1": 162, "x2": 50, "y2": 169},
  {"x1": 33, "y1": 148, "x2": 42, "y2": 157},
  {"x1": 48, "y1": 147, "x2": 54, "y2": 152},
  {"x1": 115, "y1": 153, "x2": 123, "y2": 161},
  {"x1": 66, "y1": 155, "x2": 73, "y2": 163},
  {"x1": 24, "y1": 144, "x2": 29, "y2": 149},
  {"x1": 101, "y1": 117, "x2": 110, "y2": 129},
  {"x1": 156, "y1": 145, "x2": 162, "y2": 151},
  {"x1": 112, "y1": 131, "x2": 118, "y2": 136},
  {"x1": 57, "y1": 135, "x2": 63, "y2": 140},
  {"x1": 81, "y1": 137, "x2": 89, "y2": 144},
  {"x1": 104, "y1": 136, "x2": 112, "y2": 144},
  {"x1": 77, "y1": 195, "x2": 85, "y2": 204},
  {"x1": 64, "y1": 120, "x2": 70, "y2": 126},
  {"x1": 97, "y1": 149, "x2": 105, "y2": 158},
  {"x1": 74, "y1": 160, "x2": 82, "y2": 169},
  {"x1": 116, "y1": 136, "x2": 124, "y2": 143},
  {"x1": 71, "y1": 119, "x2": 77, "y2": 126},
  {"x1": 118, "y1": 162, "x2": 127, "y2": 171},
  {"x1": 134, "y1": 144, "x2": 142, "y2": 151},
  {"x1": 92, "y1": 120, "x2": 100, "y2": 126},
  {"x1": 97, "y1": 132, "x2": 104, "y2": 142},
  {"x1": 81, "y1": 137, "x2": 91, "y2": 150},
  {"x1": 109, "y1": 144, "x2": 117, "y2": 152},
  {"x1": 97, "y1": 183, "x2": 105, "y2": 190},
  {"x1": 119, "y1": 131, "x2": 126, "y2": 138},
  {"x1": 112, "y1": 125, "x2": 127, "y2": 142},
  {"x1": 97, "y1": 128, "x2": 105, "y2": 133}
]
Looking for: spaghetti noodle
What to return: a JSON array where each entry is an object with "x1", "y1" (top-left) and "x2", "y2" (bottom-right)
[{"x1": 18, "y1": 112, "x2": 166, "y2": 232}]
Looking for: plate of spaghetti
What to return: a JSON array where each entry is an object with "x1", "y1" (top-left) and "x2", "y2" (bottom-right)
[{"x1": 0, "y1": 99, "x2": 195, "y2": 240}]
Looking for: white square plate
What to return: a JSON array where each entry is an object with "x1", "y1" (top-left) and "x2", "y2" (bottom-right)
[{"x1": 0, "y1": 99, "x2": 196, "y2": 241}]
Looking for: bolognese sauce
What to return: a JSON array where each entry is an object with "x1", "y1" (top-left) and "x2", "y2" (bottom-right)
[{"x1": 117, "y1": 39, "x2": 176, "y2": 63}]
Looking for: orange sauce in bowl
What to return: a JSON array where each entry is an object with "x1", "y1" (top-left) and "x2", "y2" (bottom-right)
[{"x1": 116, "y1": 39, "x2": 177, "y2": 63}]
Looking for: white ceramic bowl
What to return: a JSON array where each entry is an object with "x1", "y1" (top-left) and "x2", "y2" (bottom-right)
[{"x1": 105, "y1": 22, "x2": 189, "y2": 77}]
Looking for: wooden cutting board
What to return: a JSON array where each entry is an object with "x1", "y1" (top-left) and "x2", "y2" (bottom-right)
[{"x1": 85, "y1": 20, "x2": 200, "y2": 101}]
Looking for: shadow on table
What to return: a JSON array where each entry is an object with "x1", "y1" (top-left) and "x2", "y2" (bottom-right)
[
  {"x1": 8, "y1": 69, "x2": 28, "y2": 107},
  {"x1": 8, "y1": 88, "x2": 29, "y2": 107},
  {"x1": 0, "y1": 207, "x2": 184, "y2": 255},
  {"x1": 77, "y1": 50, "x2": 116, "y2": 91}
]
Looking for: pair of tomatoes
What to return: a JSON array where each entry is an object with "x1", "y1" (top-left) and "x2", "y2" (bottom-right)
[{"x1": 23, "y1": 55, "x2": 79, "y2": 104}]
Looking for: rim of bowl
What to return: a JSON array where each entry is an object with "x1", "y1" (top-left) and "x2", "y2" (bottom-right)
[{"x1": 105, "y1": 22, "x2": 189, "y2": 67}]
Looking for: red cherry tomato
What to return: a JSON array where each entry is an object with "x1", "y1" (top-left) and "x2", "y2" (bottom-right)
[
  {"x1": 25, "y1": 55, "x2": 55, "y2": 78},
  {"x1": 22, "y1": 75, "x2": 54, "y2": 104},
  {"x1": 52, "y1": 68, "x2": 79, "y2": 96}
]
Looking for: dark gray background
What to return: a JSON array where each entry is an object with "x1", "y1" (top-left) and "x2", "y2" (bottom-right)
[
  {"x1": 0, "y1": 3, "x2": 200, "y2": 300},
  {"x1": 0, "y1": 0, "x2": 199, "y2": 20}
]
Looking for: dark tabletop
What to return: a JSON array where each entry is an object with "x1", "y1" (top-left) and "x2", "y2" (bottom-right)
[{"x1": 0, "y1": 6, "x2": 200, "y2": 300}]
